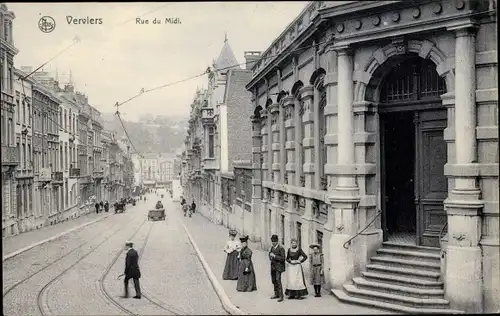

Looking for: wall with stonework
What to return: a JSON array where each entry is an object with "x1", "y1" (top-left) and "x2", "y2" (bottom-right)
[{"x1": 226, "y1": 70, "x2": 254, "y2": 171}]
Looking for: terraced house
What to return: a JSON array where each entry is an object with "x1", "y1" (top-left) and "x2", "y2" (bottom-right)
[
  {"x1": 245, "y1": 0, "x2": 497, "y2": 314},
  {"x1": 182, "y1": 37, "x2": 255, "y2": 227},
  {"x1": 1, "y1": 3, "x2": 19, "y2": 237}
]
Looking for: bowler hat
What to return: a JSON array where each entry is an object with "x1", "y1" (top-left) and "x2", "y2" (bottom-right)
[
  {"x1": 309, "y1": 243, "x2": 321, "y2": 249},
  {"x1": 271, "y1": 234, "x2": 279, "y2": 242},
  {"x1": 239, "y1": 235, "x2": 249, "y2": 243}
]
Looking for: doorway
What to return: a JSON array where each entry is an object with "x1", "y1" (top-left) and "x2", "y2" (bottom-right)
[
  {"x1": 378, "y1": 55, "x2": 448, "y2": 248},
  {"x1": 381, "y1": 111, "x2": 416, "y2": 244}
]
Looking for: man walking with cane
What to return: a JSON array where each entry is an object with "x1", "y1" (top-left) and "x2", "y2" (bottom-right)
[{"x1": 120, "y1": 241, "x2": 141, "y2": 299}]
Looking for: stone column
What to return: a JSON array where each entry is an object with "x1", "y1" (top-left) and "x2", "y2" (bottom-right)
[
  {"x1": 270, "y1": 104, "x2": 281, "y2": 182},
  {"x1": 283, "y1": 96, "x2": 296, "y2": 185},
  {"x1": 313, "y1": 87, "x2": 322, "y2": 189},
  {"x1": 279, "y1": 100, "x2": 286, "y2": 184},
  {"x1": 336, "y1": 47, "x2": 357, "y2": 191},
  {"x1": 251, "y1": 115, "x2": 262, "y2": 243},
  {"x1": 328, "y1": 46, "x2": 361, "y2": 288},
  {"x1": 260, "y1": 109, "x2": 269, "y2": 182},
  {"x1": 300, "y1": 86, "x2": 315, "y2": 189},
  {"x1": 284, "y1": 193, "x2": 294, "y2": 250},
  {"x1": 260, "y1": 109, "x2": 270, "y2": 250},
  {"x1": 294, "y1": 98, "x2": 303, "y2": 187},
  {"x1": 267, "y1": 109, "x2": 273, "y2": 182},
  {"x1": 443, "y1": 26, "x2": 483, "y2": 313}
]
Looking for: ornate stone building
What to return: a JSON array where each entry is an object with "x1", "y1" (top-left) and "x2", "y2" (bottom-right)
[
  {"x1": 182, "y1": 37, "x2": 256, "y2": 227},
  {"x1": 1, "y1": 3, "x2": 19, "y2": 237},
  {"x1": 13, "y1": 68, "x2": 35, "y2": 232},
  {"x1": 246, "y1": 0, "x2": 497, "y2": 313}
]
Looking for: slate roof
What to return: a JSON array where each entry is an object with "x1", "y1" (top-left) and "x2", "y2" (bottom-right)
[{"x1": 214, "y1": 37, "x2": 240, "y2": 72}]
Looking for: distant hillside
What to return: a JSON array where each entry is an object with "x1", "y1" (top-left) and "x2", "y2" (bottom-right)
[{"x1": 101, "y1": 113, "x2": 188, "y2": 154}]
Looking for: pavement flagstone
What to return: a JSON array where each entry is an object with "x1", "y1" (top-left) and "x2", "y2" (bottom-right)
[
  {"x1": 2, "y1": 211, "x2": 108, "y2": 257},
  {"x1": 177, "y1": 200, "x2": 396, "y2": 315}
]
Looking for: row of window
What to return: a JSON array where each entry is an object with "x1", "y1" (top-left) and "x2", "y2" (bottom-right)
[{"x1": 59, "y1": 108, "x2": 78, "y2": 135}]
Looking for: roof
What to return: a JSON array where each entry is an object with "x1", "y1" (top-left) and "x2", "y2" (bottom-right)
[{"x1": 214, "y1": 37, "x2": 240, "y2": 72}]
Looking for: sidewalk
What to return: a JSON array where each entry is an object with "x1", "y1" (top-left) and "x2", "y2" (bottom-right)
[
  {"x1": 2, "y1": 211, "x2": 108, "y2": 256},
  {"x1": 180, "y1": 208, "x2": 394, "y2": 315}
]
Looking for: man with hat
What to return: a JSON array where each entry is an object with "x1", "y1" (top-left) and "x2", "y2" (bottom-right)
[
  {"x1": 122, "y1": 241, "x2": 141, "y2": 299},
  {"x1": 269, "y1": 234, "x2": 286, "y2": 302}
]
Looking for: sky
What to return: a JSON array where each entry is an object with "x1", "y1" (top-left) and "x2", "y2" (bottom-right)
[{"x1": 7, "y1": 2, "x2": 309, "y2": 122}]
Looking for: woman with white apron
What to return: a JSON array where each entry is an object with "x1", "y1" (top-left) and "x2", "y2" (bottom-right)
[{"x1": 284, "y1": 238, "x2": 309, "y2": 299}]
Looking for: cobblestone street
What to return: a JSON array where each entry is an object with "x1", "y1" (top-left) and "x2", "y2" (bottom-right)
[{"x1": 2, "y1": 194, "x2": 226, "y2": 316}]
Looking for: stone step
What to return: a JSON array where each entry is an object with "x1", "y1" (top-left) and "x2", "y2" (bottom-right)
[
  {"x1": 362, "y1": 271, "x2": 444, "y2": 289},
  {"x1": 352, "y1": 277, "x2": 445, "y2": 299},
  {"x1": 332, "y1": 289, "x2": 465, "y2": 314},
  {"x1": 376, "y1": 248, "x2": 441, "y2": 262},
  {"x1": 366, "y1": 264, "x2": 441, "y2": 281},
  {"x1": 370, "y1": 256, "x2": 441, "y2": 272},
  {"x1": 343, "y1": 284, "x2": 450, "y2": 309},
  {"x1": 382, "y1": 242, "x2": 441, "y2": 254}
]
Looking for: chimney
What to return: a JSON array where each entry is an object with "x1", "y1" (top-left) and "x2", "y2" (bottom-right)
[
  {"x1": 64, "y1": 84, "x2": 75, "y2": 93},
  {"x1": 244, "y1": 51, "x2": 261, "y2": 70}
]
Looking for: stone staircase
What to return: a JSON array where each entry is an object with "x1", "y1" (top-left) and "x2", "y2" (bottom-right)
[{"x1": 332, "y1": 242, "x2": 464, "y2": 314}]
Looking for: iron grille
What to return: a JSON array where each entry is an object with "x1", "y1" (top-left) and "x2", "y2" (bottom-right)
[{"x1": 381, "y1": 57, "x2": 446, "y2": 102}]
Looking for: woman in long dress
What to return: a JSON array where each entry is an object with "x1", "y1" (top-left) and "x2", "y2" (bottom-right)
[
  {"x1": 309, "y1": 244, "x2": 325, "y2": 297},
  {"x1": 236, "y1": 235, "x2": 257, "y2": 292},
  {"x1": 284, "y1": 239, "x2": 308, "y2": 299},
  {"x1": 222, "y1": 229, "x2": 241, "y2": 280}
]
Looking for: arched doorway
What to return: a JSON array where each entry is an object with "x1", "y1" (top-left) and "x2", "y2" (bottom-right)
[{"x1": 377, "y1": 54, "x2": 448, "y2": 248}]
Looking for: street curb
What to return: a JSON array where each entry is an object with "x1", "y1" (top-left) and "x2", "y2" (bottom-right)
[
  {"x1": 181, "y1": 222, "x2": 248, "y2": 316},
  {"x1": 3, "y1": 214, "x2": 110, "y2": 262}
]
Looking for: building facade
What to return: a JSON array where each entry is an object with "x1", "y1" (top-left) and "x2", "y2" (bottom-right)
[
  {"x1": 132, "y1": 152, "x2": 177, "y2": 185},
  {"x1": 1, "y1": 3, "x2": 20, "y2": 237},
  {"x1": 56, "y1": 84, "x2": 81, "y2": 220},
  {"x1": 182, "y1": 38, "x2": 256, "y2": 228},
  {"x1": 13, "y1": 68, "x2": 35, "y2": 233},
  {"x1": 243, "y1": 0, "x2": 498, "y2": 313}
]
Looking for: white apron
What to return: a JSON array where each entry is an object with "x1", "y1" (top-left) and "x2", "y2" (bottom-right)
[{"x1": 286, "y1": 263, "x2": 307, "y2": 291}]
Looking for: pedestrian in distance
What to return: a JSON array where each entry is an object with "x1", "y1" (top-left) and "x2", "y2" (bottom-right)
[
  {"x1": 269, "y1": 234, "x2": 285, "y2": 302},
  {"x1": 95, "y1": 202, "x2": 100, "y2": 214},
  {"x1": 222, "y1": 229, "x2": 241, "y2": 280},
  {"x1": 191, "y1": 200, "x2": 196, "y2": 214},
  {"x1": 104, "y1": 201, "x2": 109, "y2": 212},
  {"x1": 100, "y1": 200, "x2": 104, "y2": 210},
  {"x1": 122, "y1": 241, "x2": 142, "y2": 299},
  {"x1": 309, "y1": 244, "x2": 324, "y2": 297},
  {"x1": 284, "y1": 238, "x2": 308, "y2": 300},
  {"x1": 182, "y1": 203, "x2": 189, "y2": 217},
  {"x1": 236, "y1": 235, "x2": 257, "y2": 292}
]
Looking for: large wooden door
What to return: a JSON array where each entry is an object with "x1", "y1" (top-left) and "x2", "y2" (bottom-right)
[{"x1": 415, "y1": 109, "x2": 448, "y2": 247}]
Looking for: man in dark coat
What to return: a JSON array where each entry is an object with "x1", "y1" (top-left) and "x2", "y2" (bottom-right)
[
  {"x1": 269, "y1": 234, "x2": 286, "y2": 302},
  {"x1": 95, "y1": 202, "x2": 100, "y2": 214},
  {"x1": 191, "y1": 200, "x2": 196, "y2": 214},
  {"x1": 122, "y1": 241, "x2": 141, "y2": 299}
]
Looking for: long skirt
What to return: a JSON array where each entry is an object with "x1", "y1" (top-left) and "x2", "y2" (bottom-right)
[
  {"x1": 222, "y1": 251, "x2": 239, "y2": 280},
  {"x1": 310, "y1": 265, "x2": 324, "y2": 285},
  {"x1": 285, "y1": 263, "x2": 308, "y2": 297},
  {"x1": 236, "y1": 260, "x2": 257, "y2": 292}
]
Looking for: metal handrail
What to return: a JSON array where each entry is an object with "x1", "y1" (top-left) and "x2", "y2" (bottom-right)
[
  {"x1": 439, "y1": 221, "x2": 448, "y2": 249},
  {"x1": 343, "y1": 208, "x2": 383, "y2": 249}
]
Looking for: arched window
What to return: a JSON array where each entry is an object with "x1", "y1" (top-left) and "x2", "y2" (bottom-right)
[{"x1": 381, "y1": 57, "x2": 446, "y2": 103}]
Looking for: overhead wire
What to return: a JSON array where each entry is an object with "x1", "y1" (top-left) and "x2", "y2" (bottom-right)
[{"x1": 111, "y1": 40, "x2": 327, "y2": 157}]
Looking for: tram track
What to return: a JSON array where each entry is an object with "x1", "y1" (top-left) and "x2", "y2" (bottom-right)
[
  {"x1": 3, "y1": 214, "x2": 136, "y2": 301},
  {"x1": 36, "y1": 216, "x2": 146, "y2": 316},
  {"x1": 99, "y1": 218, "x2": 185, "y2": 315}
]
